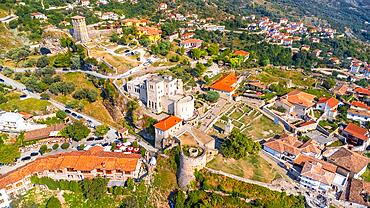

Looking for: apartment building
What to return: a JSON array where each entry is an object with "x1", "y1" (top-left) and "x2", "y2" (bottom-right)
[{"x1": 0, "y1": 147, "x2": 142, "y2": 207}]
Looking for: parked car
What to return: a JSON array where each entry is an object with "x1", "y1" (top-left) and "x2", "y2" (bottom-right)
[
  {"x1": 65, "y1": 109, "x2": 71, "y2": 114},
  {"x1": 76, "y1": 115, "x2": 83, "y2": 119},
  {"x1": 21, "y1": 156, "x2": 31, "y2": 161},
  {"x1": 20, "y1": 94, "x2": 27, "y2": 98},
  {"x1": 71, "y1": 113, "x2": 77, "y2": 117},
  {"x1": 87, "y1": 137, "x2": 95, "y2": 141},
  {"x1": 95, "y1": 137, "x2": 104, "y2": 141},
  {"x1": 30, "y1": 152, "x2": 39, "y2": 157},
  {"x1": 0, "y1": 78, "x2": 4, "y2": 82}
]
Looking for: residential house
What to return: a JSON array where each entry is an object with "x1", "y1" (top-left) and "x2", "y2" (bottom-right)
[
  {"x1": 31, "y1": 12, "x2": 47, "y2": 20},
  {"x1": 202, "y1": 24, "x2": 225, "y2": 32},
  {"x1": 0, "y1": 112, "x2": 46, "y2": 133},
  {"x1": 340, "y1": 179, "x2": 370, "y2": 207},
  {"x1": 0, "y1": 146, "x2": 142, "y2": 207},
  {"x1": 24, "y1": 123, "x2": 66, "y2": 142},
  {"x1": 245, "y1": 81, "x2": 267, "y2": 92},
  {"x1": 137, "y1": 26, "x2": 162, "y2": 42},
  {"x1": 341, "y1": 123, "x2": 369, "y2": 151},
  {"x1": 181, "y1": 32, "x2": 195, "y2": 39},
  {"x1": 283, "y1": 38, "x2": 293, "y2": 46},
  {"x1": 333, "y1": 84, "x2": 349, "y2": 96},
  {"x1": 350, "y1": 62, "x2": 362, "y2": 74},
  {"x1": 279, "y1": 18, "x2": 288, "y2": 24},
  {"x1": 325, "y1": 147, "x2": 369, "y2": 179},
  {"x1": 179, "y1": 38, "x2": 203, "y2": 49},
  {"x1": 123, "y1": 18, "x2": 148, "y2": 27},
  {"x1": 263, "y1": 134, "x2": 322, "y2": 163},
  {"x1": 96, "y1": 0, "x2": 109, "y2": 5},
  {"x1": 154, "y1": 115, "x2": 183, "y2": 148},
  {"x1": 275, "y1": 90, "x2": 316, "y2": 118},
  {"x1": 301, "y1": 45, "x2": 310, "y2": 51},
  {"x1": 209, "y1": 73, "x2": 240, "y2": 98},
  {"x1": 159, "y1": 2, "x2": 167, "y2": 10},
  {"x1": 233, "y1": 50, "x2": 250, "y2": 61},
  {"x1": 329, "y1": 57, "x2": 340, "y2": 65},
  {"x1": 347, "y1": 101, "x2": 370, "y2": 123},
  {"x1": 81, "y1": 0, "x2": 90, "y2": 6},
  {"x1": 291, "y1": 154, "x2": 347, "y2": 192},
  {"x1": 354, "y1": 87, "x2": 370, "y2": 99},
  {"x1": 168, "y1": 33, "x2": 179, "y2": 41},
  {"x1": 101, "y1": 12, "x2": 119, "y2": 21},
  {"x1": 316, "y1": 97, "x2": 340, "y2": 120}
]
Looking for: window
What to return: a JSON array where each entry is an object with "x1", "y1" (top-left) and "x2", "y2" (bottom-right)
[
  {"x1": 81, "y1": 170, "x2": 90, "y2": 174},
  {"x1": 15, "y1": 182, "x2": 23, "y2": 187},
  {"x1": 0, "y1": 199, "x2": 4, "y2": 204},
  {"x1": 106, "y1": 170, "x2": 112, "y2": 174}
]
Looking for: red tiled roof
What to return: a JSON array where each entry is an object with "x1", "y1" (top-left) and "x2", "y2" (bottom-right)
[
  {"x1": 343, "y1": 123, "x2": 369, "y2": 141},
  {"x1": 180, "y1": 38, "x2": 203, "y2": 44},
  {"x1": 234, "y1": 50, "x2": 250, "y2": 57},
  {"x1": 209, "y1": 73, "x2": 238, "y2": 93},
  {"x1": 25, "y1": 124, "x2": 66, "y2": 141},
  {"x1": 294, "y1": 154, "x2": 337, "y2": 173},
  {"x1": 327, "y1": 147, "x2": 369, "y2": 174},
  {"x1": 0, "y1": 147, "x2": 141, "y2": 189},
  {"x1": 154, "y1": 115, "x2": 182, "y2": 131},
  {"x1": 286, "y1": 90, "x2": 316, "y2": 108},
  {"x1": 351, "y1": 101, "x2": 370, "y2": 110},
  {"x1": 317, "y1": 97, "x2": 339, "y2": 109},
  {"x1": 355, "y1": 87, "x2": 370, "y2": 96}
]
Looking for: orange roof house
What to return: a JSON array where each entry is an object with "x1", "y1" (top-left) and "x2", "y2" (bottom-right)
[
  {"x1": 354, "y1": 87, "x2": 370, "y2": 96},
  {"x1": 25, "y1": 124, "x2": 66, "y2": 141},
  {"x1": 342, "y1": 123, "x2": 369, "y2": 142},
  {"x1": 286, "y1": 90, "x2": 316, "y2": 108},
  {"x1": 209, "y1": 73, "x2": 238, "y2": 93},
  {"x1": 0, "y1": 146, "x2": 141, "y2": 189},
  {"x1": 234, "y1": 50, "x2": 250, "y2": 57},
  {"x1": 154, "y1": 115, "x2": 182, "y2": 132},
  {"x1": 317, "y1": 97, "x2": 340, "y2": 110},
  {"x1": 351, "y1": 101, "x2": 370, "y2": 110},
  {"x1": 326, "y1": 147, "x2": 369, "y2": 175}
]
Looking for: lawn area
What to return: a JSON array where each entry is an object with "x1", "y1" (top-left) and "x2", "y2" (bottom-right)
[
  {"x1": 0, "y1": 92, "x2": 51, "y2": 114},
  {"x1": 229, "y1": 109, "x2": 244, "y2": 120},
  {"x1": 0, "y1": 9, "x2": 8, "y2": 18},
  {"x1": 244, "y1": 115, "x2": 284, "y2": 140},
  {"x1": 304, "y1": 88, "x2": 331, "y2": 98},
  {"x1": 53, "y1": 72, "x2": 115, "y2": 126},
  {"x1": 89, "y1": 47, "x2": 139, "y2": 74},
  {"x1": 362, "y1": 167, "x2": 370, "y2": 182},
  {"x1": 252, "y1": 67, "x2": 316, "y2": 87},
  {"x1": 198, "y1": 170, "x2": 305, "y2": 207},
  {"x1": 207, "y1": 154, "x2": 282, "y2": 183},
  {"x1": 11, "y1": 187, "x2": 57, "y2": 208}
]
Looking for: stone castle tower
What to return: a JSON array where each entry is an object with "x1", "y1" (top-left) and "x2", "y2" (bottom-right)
[{"x1": 71, "y1": 16, "x2": 89, "y2": 43}]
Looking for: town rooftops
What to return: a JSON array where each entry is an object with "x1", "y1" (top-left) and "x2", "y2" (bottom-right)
[
  {"x1": 351, "y1": 101, "x2": 370, "y2": 110},
  {"x1": 343, "y1": 123, "x2": 369, "y2": 141},
  {"x1": 234, "y1": 50, "x2": 250, "y2": 57},
  {"x1": 0, "y1": 112, "x2": 24, "y2": 123},
  {"x1": 24, "y1": 123, "x2": 66, "y2": 141},
  {"x1": 300, "y1": 160, "x2": 335, "y2": 185},
  {"x1": 264, "y1": 135, "x2": 321, "y2": 156},
  {"x1": 340, "y1": 179, "x2": 370, "y2": 207},
  {"x1": 154, "y1": 115, "x2": 182, "y2": 131},
  {"x1": 294, "y1": 154, "x2": 337, "y2": 173},
  {"x1": 137, "y1": 26, "x2": 162, "y2": 36},
  {"x1": 354, "y1": 87, "x2": 370, "y2": 96},
  {"x1": 317, "y1": 97, "x2": 339, "y2": 109},
  {"x1": 209, "y1": 73, "x2": 238, "y2": 93},
  {"x1": 0, "y1": 146, "x2": 141, "y2": 189},
  {"x1": 286, "y1": 90, "x2": 316, "y2": 108},
  {"x1": 180, "y1": 38, "x2": 203, "y2": 44},
  {"x1": 327, "y1": 147, "x2": 369, "y2": 174}
]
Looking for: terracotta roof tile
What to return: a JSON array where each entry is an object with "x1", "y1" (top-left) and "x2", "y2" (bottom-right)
[
  {"x1": 327, "y1": 147, "x2": 369, "y2": 174},
  {"x1": 234, "y1": 50, "x2": 250, "y2": 57},
  {"x1": 318, "y1": 97, "x2": 339, "y2": 109},
  {"x1": 25, "y1": 124, "x2": 66, "y2": 141},
  {"x1": 286, "y1": 90, "x2": 316, "y2": 108},
  {"x1": 154, "y1": 115, "x2": 182, "y2": 131},
  {"x1": 210, "y1": 73, "x2": 238, "y2": 93},
  {"x1": 343, "y1": 123, "x2": 369, "y2": 141},
  {"x1": 341, "y1": 179, "x2": 370, "y2": 206},
  {"x1": 0, "y1": 147, "x2": 141, "y2": 189},
  {"x1": 294, "y1": 154, "x2": 337, "y2": 173}
]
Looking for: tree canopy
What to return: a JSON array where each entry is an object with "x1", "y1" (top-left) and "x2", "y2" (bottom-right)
[
  {"x1": 220, "y1": 129, "x2": 261, "y2": 159},
  {"x1": 62, "y1": 122, "x2": 91, "y2": 141}
]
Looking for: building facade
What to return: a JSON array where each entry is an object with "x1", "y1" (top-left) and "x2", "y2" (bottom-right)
[
  {"x1": 126, "y1": 75, "x2": 195, "y2": 120},
  {"x1": 0, "y1": 147, "x2": 142, "y2": 207}
]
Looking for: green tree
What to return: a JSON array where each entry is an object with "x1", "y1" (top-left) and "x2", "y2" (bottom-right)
[
  {"x1": 322, "y1": 77, "x2": 336, "y2": 90},
  {"x1": 204, "y1": 91, "x2": 220, "y2": 103},
  {"x1": 46, "y1": 196, "x2": 61, "y2": 208},
  {"x1": 36, "y1": 56, "x2": 49, "y2": 68},
  {"x1": 62, "y1": 122, "x2": 91, "y2": 141},
  {"x1": 0, "y1": 145, "x2": 20, "y2": 164},
  {"x1": 95, "y1": 125, "x2": 109, "y2": 137},
  {"x1": 82, "y1": 177, "x2": 109, "y2": 200},
  {"x1": 39, "y1": 144, "x2": 48, "y2": 155},
  {"x1": 61, "y1": 143, "x2": 70, "y2": 149},
  {"x1": 220, "y1": 129, "x2": 261, "y2": 159},
  {"x1": 40, "y1": 93, "x2": 50, "y2": 100},
  {"x1": 56, "y1": 110, "x2": 67, "y2": 120},
  {"x1": 207, "y1": 43, "x2": 219, "y2": 56},
  {"x1": 52, "y1": 143, "x2": 59, "y2": 150}
]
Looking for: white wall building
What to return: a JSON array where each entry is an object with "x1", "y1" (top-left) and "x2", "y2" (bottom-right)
[
  {"x1": 126, "y1": 75, "x2": 195, "y2": 120},
  {"x1": 0, "y1": 112, "x2": 46, "y2": 133}
]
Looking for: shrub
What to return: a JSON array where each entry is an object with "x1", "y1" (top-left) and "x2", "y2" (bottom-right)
[
  {"x1": 61, "y1": 143, "x2": 70, "y2": 149},
  {"x1": 52, "y1": 144, "x2": 59, "y2": 150}
]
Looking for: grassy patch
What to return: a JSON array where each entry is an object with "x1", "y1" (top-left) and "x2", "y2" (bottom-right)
[
  {"x1": 362, "y1": 167, "x2": 370, "y2": 182},
  {"x1": 53, "y1": 72, "x2": 115, "y2": 126},
  {"x1": 327, "y1": 140, "x2": 344, "y2": 147},
  {"x1": 207, "y1": 154, "x2": 281, "y2": 183},
  {"x1": 304, "y1": 88, "x2": 331, "y2": 98},
  {"x1": 252, "y1": 67, "x2": 316, "y2": 87},
  {"x1": 0, "y1": 97, "x2": 51, "y2": 114},
  {"x1": 244, "y1": 115, "x2": 284, "y2": 140},
  {"x1": 198, "y1": 170, "x2": 306, "y2": 207},
  {"x1": 0, "y1": 23, "x2": 22, "y2": 52},
  {"x1": 230, "y1": 110, "x2": 243, "y2": 120},
  {"x1": 153, "y1": 147, "x2": 179, "y2": 193}
]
